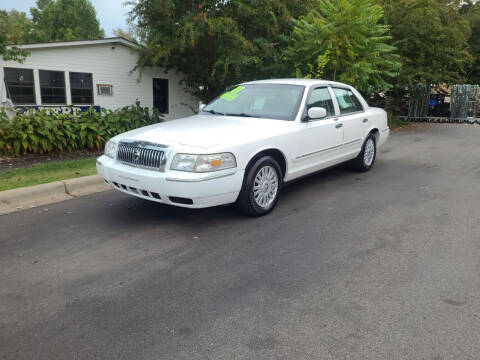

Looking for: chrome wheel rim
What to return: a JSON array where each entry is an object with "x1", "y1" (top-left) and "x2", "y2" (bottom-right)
[
  {"x1": 253, "y1": 165, "x2": 278, "y2": 209},
  {"x1": 363, "y1": 138, "x2": 375, "y2": 167}
]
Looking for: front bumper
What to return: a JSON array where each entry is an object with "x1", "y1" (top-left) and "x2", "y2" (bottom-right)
[{"x1": 96, "y1": 155, "x2": 244, "y2": 208}]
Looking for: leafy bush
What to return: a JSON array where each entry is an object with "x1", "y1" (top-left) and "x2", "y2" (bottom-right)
[{"x1": 0, "y1": 103, "x2": 162, "y2": 156}]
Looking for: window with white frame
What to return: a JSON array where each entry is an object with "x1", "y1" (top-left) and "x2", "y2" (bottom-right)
[
  {"x1": 3, "y1": 68, "x2": 36, "y2": 105},
  {"x1": 69, "y1": 72, "x2": 94, "y2": 105},
  {"x1": 39, "y1": 70, "x2": 66, "y2": 104}
]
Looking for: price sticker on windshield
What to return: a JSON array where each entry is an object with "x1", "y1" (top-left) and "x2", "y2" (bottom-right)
[{"x1": 220, "y1": 86, "x2": 245, "y2": 101}]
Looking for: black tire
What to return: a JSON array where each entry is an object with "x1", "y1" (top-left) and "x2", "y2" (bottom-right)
[
  {"x1": 350, "y1": 133, "x2": 377, "y2": 172},
  {"x1": 236, "y1": 156, "x2": 283, "y2": 216}
]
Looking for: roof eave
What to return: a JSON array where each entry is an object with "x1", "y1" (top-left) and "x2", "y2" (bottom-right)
[{"x1": 6, "y1": 37, "x2": 140, "y2": 51}]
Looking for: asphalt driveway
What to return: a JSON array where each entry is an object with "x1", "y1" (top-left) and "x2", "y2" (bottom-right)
[{"x1": 1, "y1": 123, "x2": 480, "y2": 360}]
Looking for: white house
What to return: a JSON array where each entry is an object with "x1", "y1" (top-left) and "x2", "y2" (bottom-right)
[{"x1": 0, "y1": 37, "x2": 198, "y2": 120}]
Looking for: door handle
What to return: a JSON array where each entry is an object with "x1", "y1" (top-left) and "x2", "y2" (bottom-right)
[
  {"x1": 363, "y1": 118, "x2": 369, "y2": 123},
  {"x1": 335, "y1": 123, "x2": 343, "y2": 129},
  {"x1": 334, "y1": 117, "x2": 339, "y2": 121}
]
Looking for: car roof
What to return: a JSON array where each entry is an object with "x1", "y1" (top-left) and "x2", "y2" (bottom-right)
[{"x1": 242, "y1": 78, "x2": 351, "y2": 88}]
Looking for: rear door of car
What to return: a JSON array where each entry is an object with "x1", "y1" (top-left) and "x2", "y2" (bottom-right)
[{"x1": 331, "y1": 87, "x2": 367, "y2": 156}]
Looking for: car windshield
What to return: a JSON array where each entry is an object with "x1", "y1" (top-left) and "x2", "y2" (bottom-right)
[{"x1": 202, "y1": 84, "x2": 305, "y2": 121}]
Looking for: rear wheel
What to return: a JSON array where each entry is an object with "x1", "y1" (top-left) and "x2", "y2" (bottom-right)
[
  {"x1": 351, "y1": 133, "x2": 376, "y2": 172},
  {"x1": 236, "y1": 156, "x2": 282, "y2": 216}
]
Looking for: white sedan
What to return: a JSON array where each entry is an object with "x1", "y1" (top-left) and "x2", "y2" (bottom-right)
[{"x1": 96, "y1": 79, "x2": 389, "y2": 216}]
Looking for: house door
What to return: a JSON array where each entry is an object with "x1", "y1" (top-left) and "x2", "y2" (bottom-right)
[{"x1": 153, "y1": 79, "x2": 168, "y2": 114}]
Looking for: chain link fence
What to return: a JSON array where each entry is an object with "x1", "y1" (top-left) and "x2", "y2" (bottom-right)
[{"x1": 407, "y1": 84, "x2": 480, "y2": 124}]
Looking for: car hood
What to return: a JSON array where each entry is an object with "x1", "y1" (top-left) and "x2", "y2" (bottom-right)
[{"x1": 113, "y1": 114, "x2": 294, "y2": 150}]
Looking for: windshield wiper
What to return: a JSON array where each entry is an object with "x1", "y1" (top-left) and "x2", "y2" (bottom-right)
[
  {"x1": 202, "y1": 109, "x2": 225, "y2": 116},
  {"x1": 226, "y1": 113, "x2": 255, "y2": 118},
  {"x1": 203, "y1": 110, "x2": 258, "y2": 118}
]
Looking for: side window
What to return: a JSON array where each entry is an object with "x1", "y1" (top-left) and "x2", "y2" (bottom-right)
[
  {"x1": 307, "y1": 87, "x2": 335, "y2": 117},
  {"x1": 333, "y1": 88, "x2": 363, "y2": 114},
  {"x1": 348, "y1": 90, "x2": 364, "y2": 112}
]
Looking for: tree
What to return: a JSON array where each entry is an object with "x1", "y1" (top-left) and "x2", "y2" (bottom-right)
[
  {"x1": 286, "y1": 0, "x2": 401, "y2": 94},
  {"x1": 0, "y1": 11, "x2": 30, "y2": 62},
  {"x1": 112, "y1": 27, "x2": 138, "y2": 43},
  {"x1": 379, "y1": 0, "x2": 472, "y2": 87},
  {"x1": 460, "y1": 0, "x2": 480, "y2": 84},
  {"x1": 129, "y1": 0, "x2": 315, "y2": 102},
  {"x1": 224, "y1": 0, "x2": 317, "y2": 83},
  {"x1": 30, "y1": 0, "x2": 105, "y2": 42},
  {"x1": 0, "y1": 9, "x2": 39, "y2": 44},
  {"x1": 0, "y1": 35, "x2": 28, "y2": 63}
]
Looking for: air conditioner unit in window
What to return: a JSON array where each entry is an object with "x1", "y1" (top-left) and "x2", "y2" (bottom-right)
[{"x1": 97, "y1": 84, "x2": 113, "y2": 96}]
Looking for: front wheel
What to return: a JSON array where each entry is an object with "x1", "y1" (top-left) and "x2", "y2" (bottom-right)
[
  {"x1": 351, "y1": 134, "x2": 376, "y2": 172},
  {"x1": 236, "y1": 156, "x2": 282, "y2": 216}
]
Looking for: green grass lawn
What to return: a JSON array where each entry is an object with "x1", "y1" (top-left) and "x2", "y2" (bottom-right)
[{"x1": 0, "y1": 158, "x2": 97, "y2": 191}]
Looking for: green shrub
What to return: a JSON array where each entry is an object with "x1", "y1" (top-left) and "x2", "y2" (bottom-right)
[{"x1": 0, "y1": 102, "x2": 162, "y2": 156}]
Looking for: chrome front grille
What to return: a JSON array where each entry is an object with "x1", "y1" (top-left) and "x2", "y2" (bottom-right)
[{"x1": 117, "y1": 140, "x2": 169, "y2": 171}]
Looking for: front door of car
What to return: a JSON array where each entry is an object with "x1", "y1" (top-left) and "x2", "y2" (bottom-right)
[
  {"x1": 290, "y1": 86, "x2": 344, "y2": 178},
  {"x1": 331, "y1": 87, "x2": 367, "y2": 156}
]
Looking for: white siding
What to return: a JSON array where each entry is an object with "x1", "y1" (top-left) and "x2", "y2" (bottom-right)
[{"x1": 0, "y1": 43, "x2": 198, "y2": 120}]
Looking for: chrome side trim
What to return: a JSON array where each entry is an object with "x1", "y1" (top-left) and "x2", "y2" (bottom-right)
[
  {"x1": 344, "y1": 138, "x2": 362, "y2": 146},
  {"x1": 335, "y1": 110, "x2": 366, "y2": 118},
  {"x1": 165, "y1": 171, "x2": 237, "y2": 182},
  {"x1": 381, "y1": 128, "x2": 390, "y2": 133},
  {"x1": 119, "y1": 139, "x2": 170, "y2": 149},
  {"x1": 294, "y1": 144, "x2": 343, "y2": 160}
]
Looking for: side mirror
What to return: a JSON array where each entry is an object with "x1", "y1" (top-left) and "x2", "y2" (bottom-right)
[
  {"x1": 307, "y1": 107, "x2": 327, "y2": 120},
  {"x1": 199, "y1": 103, "x2": 206, "y2": 112}
]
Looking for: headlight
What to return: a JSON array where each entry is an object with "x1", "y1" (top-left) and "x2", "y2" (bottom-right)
[
  {"x1": 171, "y1": 153, "x2": 236, "y2": 172},
  {"x1": 104, "y1": 140, "x2": 117, "y2": 159}
]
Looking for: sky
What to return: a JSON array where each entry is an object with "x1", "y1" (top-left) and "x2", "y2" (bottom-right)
[{"x1": 0, "y1": 0, "x2": 132, "y2": 37}]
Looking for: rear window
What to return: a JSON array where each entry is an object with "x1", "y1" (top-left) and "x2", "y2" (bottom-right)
[{"x1": 333, "y1": 88, "x2": 364, "y2": 114}]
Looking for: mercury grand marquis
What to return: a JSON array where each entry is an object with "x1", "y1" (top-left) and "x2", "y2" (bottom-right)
[{"x1": 96, "y1": 79, "x2": 389, "y2": 216}]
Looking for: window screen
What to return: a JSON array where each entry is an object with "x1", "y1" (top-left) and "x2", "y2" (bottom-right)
[
  {"x1": 307, "y1": 87, "x2": 335, "y2": 117},
  {"x1": 39, "y1": 70, "x2": 66, "y2": 104},
  {"x1": 153, "y1": 79, "x2": 169, "y2": 114},
  {"x1": 69, "y1": 72, "x2": 93, "y2": 104},
  {"x1": 3, "y1": 68, "x2": 36, "y2": 105},
  {"x1": 333, "y1": 88, "x2": 363, "y2": 114}
]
